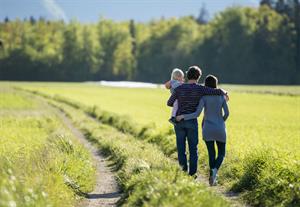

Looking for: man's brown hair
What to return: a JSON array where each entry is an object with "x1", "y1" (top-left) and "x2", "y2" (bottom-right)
[{"x1": 186, "y1": 66, "x2": 202, "y2": 80}]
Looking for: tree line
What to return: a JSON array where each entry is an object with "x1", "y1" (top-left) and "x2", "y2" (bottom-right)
[{"x1": 0, "y1": 1, "x2": 299, "y2": 84}]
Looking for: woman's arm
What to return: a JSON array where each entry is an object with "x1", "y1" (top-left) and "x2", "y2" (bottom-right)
[
  {"x1": 222, "y1": 99, "x2": 229, "y2": 121},
  {"x1": 177, "y1": 99, "x2": 205, "y2": 121}
]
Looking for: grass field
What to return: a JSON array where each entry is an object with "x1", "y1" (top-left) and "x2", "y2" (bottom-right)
[
  {"x1": 16, "y1": 83, "x2": 300, "y2": 154},
  {"x1": 47, "y1": 96, "x2": 231, "y2": 207},
  {"x1": 2, "y1": 82, "x2": 300, "y2": 206},
  {"x1": 0, "y1": 87, "x2": 95, "y2": 207},
  {"x1": 221, "y1": 84, "x2": 300, "y2": 96}
]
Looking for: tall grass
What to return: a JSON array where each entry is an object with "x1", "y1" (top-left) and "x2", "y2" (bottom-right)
[{"x1": 0, "y1": 91, "x2": 95, "y2": 207}]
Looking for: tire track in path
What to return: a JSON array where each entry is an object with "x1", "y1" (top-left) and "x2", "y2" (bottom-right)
[{"x1": 57, "y1": 110, "x2": 122, "y2": 207}]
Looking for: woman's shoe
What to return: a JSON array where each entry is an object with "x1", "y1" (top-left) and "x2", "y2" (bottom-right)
[
  {"x1": 209, "y1": 175, "x2": 214, "y2": 186},
  {"x1": 212, "y1": 168, "x2": 218, "y2": 186}
]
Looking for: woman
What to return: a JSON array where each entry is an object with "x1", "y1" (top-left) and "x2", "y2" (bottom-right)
[{"x1": 176, "y1": 75, "x2": 229, "y2": 186}]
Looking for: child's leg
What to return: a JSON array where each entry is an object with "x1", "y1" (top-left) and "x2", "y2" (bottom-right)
[{"x1": 171, "y1": 100, "x2": 178, "y2": 117}]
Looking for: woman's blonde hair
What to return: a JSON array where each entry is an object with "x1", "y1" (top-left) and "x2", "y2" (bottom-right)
[{"x1": 171, "y1": 68, "x2": 184, "y2": 80}]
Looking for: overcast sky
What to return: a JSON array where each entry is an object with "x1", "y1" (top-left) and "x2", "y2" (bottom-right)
[{"x1": 0, "y1": 0, "x2": 260, "y2": 23}]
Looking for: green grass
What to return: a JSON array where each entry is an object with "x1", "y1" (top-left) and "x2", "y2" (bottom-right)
[
  {"x1": 16, "y1": 83, "x2": 171, "y2": 128},
  {"x1": 11, "y1": 82, "x2": 300, "y2": 206},
  {"x1": 221, "y1": 84, "x2": 300, "y2": 96},
  {"x1": 18, "y1": 83, "x2": 300, "y2": 155},
  {"x1": 47, "y1": 94, "x2": 231, "y2": 207},
  {"x1": 0, "y1": 89, "x2": 95, "y2": 207},
  {"x1": 0, "y1": 90, "x2": 36, "y2": 109}
]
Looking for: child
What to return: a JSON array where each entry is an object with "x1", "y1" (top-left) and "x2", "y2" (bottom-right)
[{"x1": 164, "y1": 68, "x2": 184, "y2": 125}]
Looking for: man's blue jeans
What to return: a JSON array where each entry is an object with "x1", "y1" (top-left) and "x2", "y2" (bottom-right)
[{"x1": 174, "y1": 119, "x2": 198, "y2": 176}]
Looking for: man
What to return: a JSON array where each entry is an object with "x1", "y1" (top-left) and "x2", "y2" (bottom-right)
[{"x1": 167, "y1": 66, "x2": 227, "y2": 177}]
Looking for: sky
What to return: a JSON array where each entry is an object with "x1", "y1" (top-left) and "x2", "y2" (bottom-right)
[{"x1": 0, "y1": 0, "x2": 260, "y2": 23}]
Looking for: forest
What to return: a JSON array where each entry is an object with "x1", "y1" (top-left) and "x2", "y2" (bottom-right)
[{"x1": 0, "y1": 0, "x2": 299, "y2": 84}]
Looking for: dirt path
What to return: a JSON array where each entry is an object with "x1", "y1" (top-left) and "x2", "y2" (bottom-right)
[
  {"x1": 15, "y1": 89, "x2": 122, "y2": 207},
  {"x1": 56, "y1": 110, "x2": 122, "y2": 207},
  {"x1": 196, "y1": 173, "x2": 247, "y2": 207}
]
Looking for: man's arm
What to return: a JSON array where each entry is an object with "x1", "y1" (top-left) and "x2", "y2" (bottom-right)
[
  {"x1": 178, "y1": 99, "x2": 205, "y2": 121},
  {"x1": 167, "y1": 90, "x2": 177, "y2": 107},
  {"x1": 200, "y1": 85, "x2": 227, "y2": 96}
]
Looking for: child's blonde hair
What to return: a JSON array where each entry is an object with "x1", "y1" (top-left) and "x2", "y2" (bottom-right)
[{"x1": 171, "y1": 68, "x2": 184, "y2": 80}]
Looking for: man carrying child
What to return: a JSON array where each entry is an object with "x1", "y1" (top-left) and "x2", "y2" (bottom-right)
[{"x1": 167, "y1": 66, "x2": 226, "y2": 177}]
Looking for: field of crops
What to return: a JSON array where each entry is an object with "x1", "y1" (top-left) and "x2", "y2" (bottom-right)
[
  {"x1": 0, "y1": 86, "x2": 95, "y2": 207},
  {"x1": 1, "y1": 82, "x2": 300, "y2": 206}
]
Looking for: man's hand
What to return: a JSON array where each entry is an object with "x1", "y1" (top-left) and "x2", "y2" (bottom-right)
[
  {"x1": 220, "y1": 88, "x2": 229, "y2": 102},
  {"x1": 224, "y1": 94, "x2": 229, "y2": 102},
  {"x1": 176, "y1": 115, "x2": 184, "y2": 122}
]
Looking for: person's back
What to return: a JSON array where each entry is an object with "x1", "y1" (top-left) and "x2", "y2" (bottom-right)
[
  {"x1": 201, "y1": 95, "x2": 227, "y2": 143},
  {"x1": 168, "y1": 83, "x2": 224, "y2": 116}
]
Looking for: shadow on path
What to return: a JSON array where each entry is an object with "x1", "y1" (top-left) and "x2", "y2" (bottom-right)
[{"x1": 87, "y1": 192, "x2": 122, "y2": 199}]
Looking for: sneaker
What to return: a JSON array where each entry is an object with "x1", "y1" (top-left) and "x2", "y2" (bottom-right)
[
  {"x1": 168, "y1": 117, "x2": 177, "y2": 126},
  {"x1": 212, "y1": 168, "x2": 218, "y2": 186},
  {"x1": 213, "y1": 177, "x2": 218, "y2": 186}
]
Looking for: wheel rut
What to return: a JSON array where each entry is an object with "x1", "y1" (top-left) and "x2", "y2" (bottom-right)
[{"x1": 57, "y1": 110, "x2": 122, "y2": 207}]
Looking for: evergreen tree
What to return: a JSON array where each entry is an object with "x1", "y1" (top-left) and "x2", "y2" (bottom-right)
[{"x1": 197, "y1": 3, "x2": 209, "y2": 24}]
